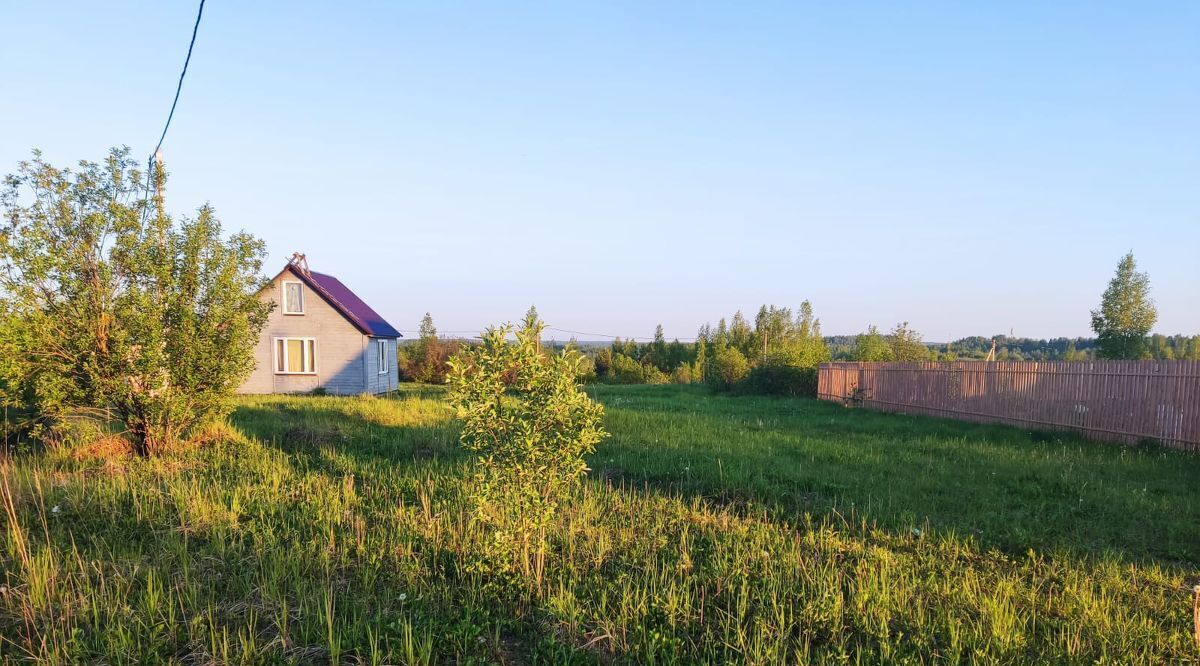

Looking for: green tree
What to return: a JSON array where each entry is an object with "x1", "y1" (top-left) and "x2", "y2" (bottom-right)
[
  {"x1": 1149, "y1": 334, "x2": 1175, "y2": 360},
  {"x1": 714, "y1": 318, "x2": 729, "y2": 347},
  {"x1": 398, "y1": 313, "x2": 457, "y2": 383},
  {"x1": 888, "y1": 322, "x2": 930, "y2": 362},
  {"x1": 418, "y1": 312, "x2": 437, "y2": 340},
  {"x1": 670, "y1": 363, "x2": 694, "y2": 384},
  {"x1": 693, "y1": 334, "x2": 708, "y2": 383},
  {"x1": 1184, "y1": 336, "x2": 1200, "y2": 361},
  {"x1": 706, "y1": 345, "x2": 750, "y2": 389},
  {"x1": 0, "y1": 149, "x2": 270, "y2": 454},
  {"x1": 772, "y1": 300, "x2": 830, "y2": 368},
  {"x1": 608, "y1": 353, "x2": 645, "y2": 384},
  {"x1": 1063, "y1": 340, "x2": 1088, "y2": 361},
  {"x1": 649, "y1": 324, "x2": 669, "y2": 371},
  {"x1": 447, "y1": 315, "x2": 606, "y2": 584},
  {"x1": 1091, "y1": 253, "x2": 1157, "y2": 359},
  {"x1": 728, "y1": 311, "x2": 753, "y2": 357},
  {"x1": 852, "y1": 325, "x2": 893, "y2": 361},
  {"x1": 593, "y1": 347, "x2": 613, "y2": 379},
  {"x1": 523, "y1": 305, "x2": 541, "y2": 353}
]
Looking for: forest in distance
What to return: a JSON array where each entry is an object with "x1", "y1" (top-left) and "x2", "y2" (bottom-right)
[{"x1": 399, "y1": 305, "x2": 1200, "y2": 395}]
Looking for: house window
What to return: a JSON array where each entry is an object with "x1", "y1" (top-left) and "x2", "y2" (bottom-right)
[
  {"x1": 274, "y1": 337, "x2": 316, "y2": 374},
  {"x1": 378, "y1": 339, "x2": 390, "y2": 374},
  {"x1": 282, "y1": 281, "x2": 305, "y2": 314}
]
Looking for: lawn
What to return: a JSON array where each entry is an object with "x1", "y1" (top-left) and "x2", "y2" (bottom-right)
[{"x1": 2, "y1": 384, "x2": 1198, "y2": 663}]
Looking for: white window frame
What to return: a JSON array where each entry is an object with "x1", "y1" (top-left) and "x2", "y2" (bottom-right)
[
  {"x1": 274, "y1": 337, "x2": 317, "y2": 375},
  {"x1": 377, "y1": 339, "x2": 390, "y2": 374},
  {"x1": 282, "y1": 280, "x2": 305, "y2": 315}
]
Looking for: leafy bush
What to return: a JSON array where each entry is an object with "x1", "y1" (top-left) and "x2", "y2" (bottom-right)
[
  {"x1": 398, "y1": 338, "x2": 461, "y2": 383},
  {"x1": 888, "y1": 322, "x2": 931, "y2": 361},
  {"x1": 739, "y1": 363, "x2": 818, "y2": 397},
  {"x1": 0, "y1": 149, "x2": 270, "y2": 455},
  {"x1": 573, "y1": 355, "x2": 597, "y2": 383},
  {"x1": 852, "y1": 325, "x2": 893, "y2": 361},
  {"x1": 608, "y1": 353, "x2": 646, "y2": 384},
  {"x1": 398, "y1": 313, "x2": 462, "y2": 384},
  {"x1": 593, "y1": 348, "x2": 613, "y2": 379},
  {"x1": 670, "y1": 363, "x2": 694, "y2": 384},
  {"x1": 447, "y1": 314, "x2": 607, "y2": 586},
  {"x1": 642, "y1": 365, "x2": 670, "y2": 385},
  {"x1": 706, "y1": 346, "x2": 750, "y2": 390}
]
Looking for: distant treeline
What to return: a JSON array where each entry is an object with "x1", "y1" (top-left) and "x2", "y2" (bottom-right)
[
  {"x1": 828, "y1": 333, "x2": 1198, "y2": 362},
  {"x1": 400, "y1": 309, "x2": 1200, "y2": 393},
  {"x1": 401, "y1": 305, "x2": 915, "y2": 397},
  {"x1": 592, "y1": 302, "x2": 831, "y2": 393}
]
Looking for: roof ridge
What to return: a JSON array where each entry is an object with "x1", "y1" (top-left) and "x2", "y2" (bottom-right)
[
  {"x1": 298, "y1": 271, "x2": 372, "y2": 333},
  {"x1": 275, "y1": 264, "x2": 401, "y2": 338}
]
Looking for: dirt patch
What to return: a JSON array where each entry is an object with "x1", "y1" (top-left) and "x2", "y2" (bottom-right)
[{"x1": 71, "y1": 435, "x2": 134, "y2": 460}]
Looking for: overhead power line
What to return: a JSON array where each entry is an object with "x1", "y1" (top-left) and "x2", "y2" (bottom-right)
[
  {"x1": 545, "y1": 326, "x2": 652, "y2": 341},
  {"x1": 152, "y1": 0, "x2": 206, "y2": 160},
  {"x1": 546, "y1": 326, "x2": 696, "y2": 343},
  {"x1": 142, "y1": 0, "x2": 206, "y2": 217}
]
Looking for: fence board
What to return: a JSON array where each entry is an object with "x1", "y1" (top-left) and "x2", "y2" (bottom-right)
[{"x1": 817, "y1": 360, "x2": 1200, "y2": 450}]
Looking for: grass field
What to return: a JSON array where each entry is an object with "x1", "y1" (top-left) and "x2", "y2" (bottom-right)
[{"x1": 2, "y1": 385, "x2": 1199, "y2": 663}]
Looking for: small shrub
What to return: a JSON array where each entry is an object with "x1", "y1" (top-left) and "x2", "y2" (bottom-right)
[
  {"x1": 447, "y1": 314, "x2": 607, "y2": 587},
  {"x1": 398, "y1": 338, "x2": 461, "y2": 384},
  {"x1": 670, "y1": 363, "x2": 694, "y2": 384},
  {"x1": 608, "y1": 353, "x2": 646, "y2": 384},
  {"x1": 706, "y1": 346, "x2": 750, "y2": 390},
  {"x1": 593, "y1": 348, "x2": 613, "y2": 380},
  {"x1": 739, "y1": 364, "x2": 818, "y2": 397},
  {"x1": 643, "y1": 365, "x2": 670, "y2": 385},
  {"x1": 42, "y1": 416, "x2": 113, "y2": 453}
]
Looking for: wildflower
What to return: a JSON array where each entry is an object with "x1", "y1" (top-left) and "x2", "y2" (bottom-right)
[
  {"x1": 399, "y1": 593, "x2": 407, "y2": 601},
  {"x1": 51, "y1": 505, "x2": 61, "y2": 515}
]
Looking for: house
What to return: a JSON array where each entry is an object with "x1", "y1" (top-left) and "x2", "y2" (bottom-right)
[{"x1": 239, "y1": 254, "x2": 401, "y2": 395}]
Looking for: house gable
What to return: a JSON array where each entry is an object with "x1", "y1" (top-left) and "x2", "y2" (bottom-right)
[
  {"x1": 238, "y1": 262, "x2": 399, "y2": 395},
  {"x1": 265, "y1": 266, "x2": 401, "y2": 339}
]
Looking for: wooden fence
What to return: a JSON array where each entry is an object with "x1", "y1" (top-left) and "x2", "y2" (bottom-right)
[{"x1": 817, "y1": 360, "x2": 1200, "y2": 450}]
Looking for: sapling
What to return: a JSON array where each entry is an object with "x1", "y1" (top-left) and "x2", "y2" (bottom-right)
[{"x1": 447, "y1": 312, "x2": 606, "y2": 587}]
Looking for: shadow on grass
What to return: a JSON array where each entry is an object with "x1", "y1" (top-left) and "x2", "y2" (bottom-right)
[
  {"x1": 586, "y1": 384, "x2": 1200, "y2": 568},
  {"x1": 232, "y1": 385, "x2": 1200, "y2": 567},
  {"x1": 229, "y1": 392, "x2": 467, "y2": 480},
  {"x1": 226, "y1": 392, "x2": 625, "y2": 662}
]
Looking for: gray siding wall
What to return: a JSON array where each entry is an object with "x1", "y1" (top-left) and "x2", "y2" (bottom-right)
[
  {"x1": 239, "y1": 267, "x2": 374, "y2": 395},
  {"x1": 364, "y1": 337, "x2": 400, "y2": 394}
]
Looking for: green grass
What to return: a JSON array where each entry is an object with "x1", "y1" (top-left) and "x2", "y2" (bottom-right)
[{"x1": 2, "y1": 384, "x2": 1198, "y2": 663}]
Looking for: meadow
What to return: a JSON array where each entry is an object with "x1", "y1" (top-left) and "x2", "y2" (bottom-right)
[{"x1": 2, "y1": 385, "x2": 1198, "y2": 664}]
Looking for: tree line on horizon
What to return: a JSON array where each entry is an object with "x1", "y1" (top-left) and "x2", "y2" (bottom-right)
[
  {"x1": 404, "y1": 308, "x2": 948, "y2": 396},
  {"x1": 400, "y1": 254, "x2": 1197, "y2": 392}
]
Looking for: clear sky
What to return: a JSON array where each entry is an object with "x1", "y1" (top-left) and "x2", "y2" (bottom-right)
[{"x1": 2, "y1": 2, "x2": 1197, "y2": 342}]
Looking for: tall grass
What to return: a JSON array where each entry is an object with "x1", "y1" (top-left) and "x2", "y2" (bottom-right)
[{"x1": 1, "y1": 386, "x2": 1197, "y2": 663}]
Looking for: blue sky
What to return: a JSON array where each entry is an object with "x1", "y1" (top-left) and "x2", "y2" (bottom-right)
[{"x1": 2, "y1": 2, "x2": 1197, "y2": 341}]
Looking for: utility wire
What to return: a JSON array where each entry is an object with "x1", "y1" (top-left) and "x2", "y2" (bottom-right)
[
  {"x1": 546, "y1": 326, "x2": 653, "y2": 341},
  {"x1": 153, "y1": 0, "x2": 206, "y2": 160},
  {"x1": 545, "y1": 326, "x2": 696, "y2": 342},
  {"x1": 142, "y1": 0, "x2": 207, "y2": 219}
]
